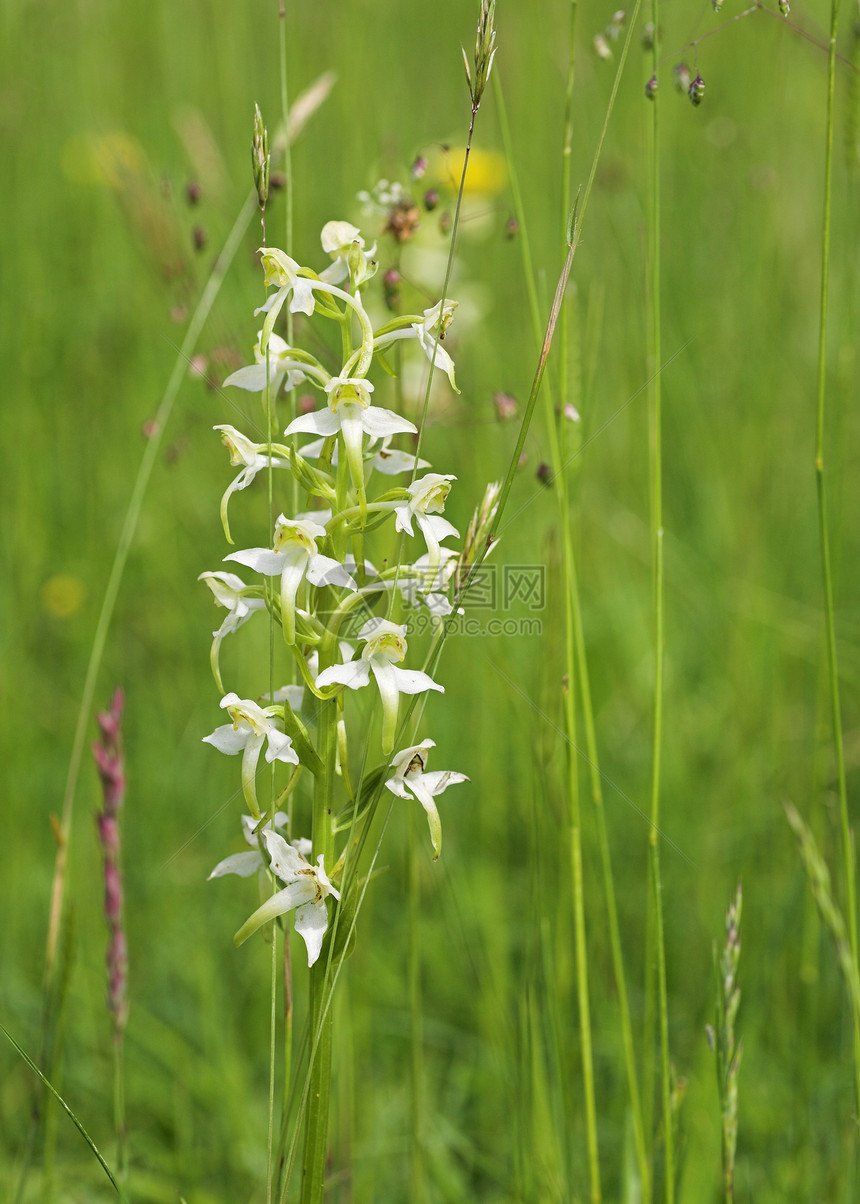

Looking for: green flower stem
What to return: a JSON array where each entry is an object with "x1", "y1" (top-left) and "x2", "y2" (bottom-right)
[
  {"x1": 311, "y1": 282, "x2": 373, "y2": 378},
  {"x1": 815, "y1": 0, "x2": 860, "y2": 1126},
  {"x1": 301, "y1": 690, "x2": 337, "y2": 1204},
  {"x1": 407, "y1": 820, "x2": 427, "y2": 1203}
]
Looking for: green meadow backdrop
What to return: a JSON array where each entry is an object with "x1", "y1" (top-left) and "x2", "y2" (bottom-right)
[{"x1": 2, "y1": 0, "x2": 859, "y2": 1199}]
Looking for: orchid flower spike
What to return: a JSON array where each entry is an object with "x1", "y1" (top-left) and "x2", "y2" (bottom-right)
[
  {"x1": 202, "y1": 693, "x2": 299, "y2": 817},
  {"x1": 315, "y1": 618, "x2": 443, "y2": 753},
  {"x1": 232, "y1": 830, "x2": 340, "y2": 966},
  {"x1": 385, "y1": 739, "x2": 468, "y2": 859}
]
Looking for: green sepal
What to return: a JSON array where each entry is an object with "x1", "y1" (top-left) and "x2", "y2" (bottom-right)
[
  {"x1": 289, "y1": 446, "x2": 337, "y2": 502},
  {"x1": 281, "y1": 700, "x2": 324, "y2": 777}
]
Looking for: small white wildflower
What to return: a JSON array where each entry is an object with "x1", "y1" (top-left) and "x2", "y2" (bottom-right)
[
  {"x1": 394, "y1": 473, "x2": 460, "y2": 574},
  {"x1": 198, "y1": 569, "x2": 267, "y2": 690},
  {"x1": 285, "y1": 376, "x2": 416, "y2": 497},
  {"x1": 203, "y1": 693, "x2": 299, "y2": 817},
  {"x1": 315, "y1": 618, "x2": 443, "y2": 753},
  {"x1": 225, "y1": 514, "x2": 357, "y2": 645},
  {"x1": 211, "y1": 424, "x2": 291, "y2": 543},
  {"x1": 232, "y1": 830, "x2": 340, "y2": 966},
  {"x1": 385, "y1": 739, "x2": 468, "y2": 859}
]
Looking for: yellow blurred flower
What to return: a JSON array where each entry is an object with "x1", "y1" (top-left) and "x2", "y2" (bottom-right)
[
  {"x1": 423, "y1": 145, "x2": 507, "y2": 197},
  {"x1": 41, "y1": 574, "x2": 86, "y2": 618}
]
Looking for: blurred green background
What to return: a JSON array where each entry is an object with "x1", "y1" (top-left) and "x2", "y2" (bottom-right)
[{"x1": 3, "y1": 0, "x2": 860, "y2": 1199}]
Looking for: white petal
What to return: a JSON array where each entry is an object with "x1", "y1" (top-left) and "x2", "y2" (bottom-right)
[
  {"x1": 388, "y1": 665, "x2": 444, "y2": 695},
  {"x1": 315, "y1": 660, "x2": 371, "y2": 691},
  {"x1": 285, "y1": 409, "x2": 341, "y2": 438},
  {"x1": 294, "y1": 899, "x2": 330, "y2": 966},
  {"x1": 272, "y1": 684, "x2": 305, "y2": 710},
  {"x1": 417, "y1": 328, "x2": 458, "y2": 391},
  {"x1": 290, "y1": 278, "x2": 316, "y2": 316},
  {"x1": 225, "y1": 547, "x2": 287, "y2": 576},
  {"x1": 306, "y1": 554, "x2": 357, "y2": 590},
  {"x1": 371, "y1": 448, "x2": 428, "y2": 475},
  {"x1": 417, "y1": 770, "x2": 469, "y2": 796},
  {"x1": 224, "y1": 363, "x2": 276, "y2": 392},
  {"x1": 265, "y1": 728, "x2": 300, "y2": 765},
  {"x1": 394, "y1": 503, "x2": 415, "y2": 536},
  {"x1": 208, "y1": 850, "x2": 263, "y2": 880},
  {"x1": 263, "y1": 829, "x2": 307, "y2": 881},
  {"x1": 202, "y1": 723, "x2": 248, "y2": 755},
  {"x1": 421, "y1": 514, "x2": 460, "y2": 543},
  {"x1": 361, "y1": 406, "x2": 418, "y2": 440}
]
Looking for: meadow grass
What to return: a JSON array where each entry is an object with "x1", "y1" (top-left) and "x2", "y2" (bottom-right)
[{"x1": 2, "y1": 0, "x2": 860, "y2": 1200}]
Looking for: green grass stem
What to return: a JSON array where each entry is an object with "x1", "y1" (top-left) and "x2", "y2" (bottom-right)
[
  {"x1": 644, "y1": 0, "x2": 675, "y2": 1196},
  {"x1": 815, "y1": 0, "x2": 860, "y2": 1133}
]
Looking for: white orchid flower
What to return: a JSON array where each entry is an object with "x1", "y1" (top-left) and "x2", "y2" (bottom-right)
[
  {"x1": 315, "y1": 618, "x2": 443, "y2": 753},
  {"x1": 318, "y1": 220, "x2": 376, "y2": 287},
  {"x1": 222, "y1": 331, "x2": 309, "y2": 394},
  {"x1": 224, "y1": 515, "x2": 357, "y2": 645},
  {"x1": 232, "y1": 830, "x2": 340, "y2": 966},
  {"x1": 207, "y1": 811, "x2": 290, "y2": 881},
  {"x1": 212, "y1": 424, "x2": 292, "y2": 543},
  {"x1": 203, "y1": 693, "x2": 299, "y2": 817},
  {"x1": 385, "y1": 739, "x2": 468, "y2": 860},
  {"x1": 198, "y1": 569, "x2": 267, "y2": 690},
  {"x1": 284, "y1": 376, "x2": 417, "y2": 499},
  {"x1": 258, "y1": 247, "x2": 318, "y2": 324},
  {"x1": 374, "y1": 300, "x2": 459, "y2": 392},
  {"x1": 394, "y1": 473, "x2": 460, "y2": 575}
]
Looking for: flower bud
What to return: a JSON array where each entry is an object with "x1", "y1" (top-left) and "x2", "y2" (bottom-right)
[
  {"x1": 252, "y1": 103, "x2": 270, "y2": 210},
  {"x1": 645, "y1": 74, "x2": 658, "y2": 100},
  {"x1": 689, "y1": 74, "x2": 705, "y2": 106}
]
